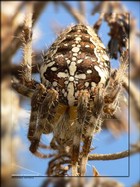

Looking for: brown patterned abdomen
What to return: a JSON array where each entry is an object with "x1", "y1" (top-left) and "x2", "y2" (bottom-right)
[{"x1": 40, "y1": 24, "x2": 110, "y2": 106}]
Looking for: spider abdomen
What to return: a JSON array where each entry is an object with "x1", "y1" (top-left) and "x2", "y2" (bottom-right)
[{"x1": 40, "y1": 24, "x2": 110, "y2": 106}]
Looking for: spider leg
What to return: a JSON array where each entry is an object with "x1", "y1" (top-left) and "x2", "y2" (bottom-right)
[
  {"x1": 80, "y1": 67, "x2": 126, "y2": 176},
  {"x1": 29, "y1": 88, "x2": 58, "y2": 158},
  {"x1": 50, "y1": 137, "x2": 58, "y2": 150},
  {"x1": 52, "y1": 107, "x2": 74, "y2": 155},
  {"x1": 103, "y1": 61, "x2": 128, "y2": 116},
  {"x1": 27, "y1": 83, "x2": 52, "y2": 157},
  {"x1": 80, "y1": 136, "x2": 92, "y2": 176},
  {"x1": 27, "y1": 83, "x2": 46, "y2": 141},
  {"x1": 11, "y1": 78, "x2": 39, "y2": 98},
  {"x1": 47, "y1": 154, "x2": 71, "y2": 176},
  {"x1": 103, "y1": 76, "x2": 122, "y2": 116},
  {"x1": 72, "y1": 90, "x2": 90, "y2": 176},
  {"x1": 80, "y1": 86, "x2": 104, "y2": 176},
  {"x1": 12, "y1": 82, "x2": 34, "y2": 98}
]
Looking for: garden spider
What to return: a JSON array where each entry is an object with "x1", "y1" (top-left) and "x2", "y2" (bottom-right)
[{"x1": 12, "y1": 23, "x2": 128, "y2": 176}]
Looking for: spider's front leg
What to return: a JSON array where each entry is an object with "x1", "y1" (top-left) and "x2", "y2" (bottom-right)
[
  {"x1": 80, "y1": 86, "x2": 104, "y2": 176},
  {"x1": 29, "y1": 84, "x2": 58, "y2": 158},
  {"x1": 27, "y1": 83, "x2": 46, "y2": 141},
  {"x1": 102, "y1": 54, "x2": 128, "y2": 115},
  {"x1": 72, "y1": 90, "x2": 90, "y2": 176},
  {"x1": 103, "y1": 65, "x2": 127, "y2": 116}
]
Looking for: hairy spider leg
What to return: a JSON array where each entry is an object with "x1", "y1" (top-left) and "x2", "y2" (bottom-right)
[
  {"x1": 28, "y1": 83, "x2": 46, "y2": 141},
  {"x1": 51, "y1": 106, "x2": 76, "y2": 154},
  {"x1": 47, "y1": 155, "x2": 71, "y2": 176},
  {"x1": 103, "y1": 76, "x2": 121, "y2": 115},
  {"x1": 72, "y1": 90, "x2": 90, "y2": 176},
  {"x1": 29, "y1": 87, "x2": 58, "y2": 158},
  {"x1": 11, "y1": 78, "x2": 40, "y2": 98},
  {"x1": 12, "y1": 82, "x2": 34, "y2": 98},
  {"x1": 80, "y1": 86, "x2": 104, "y2": 176}
]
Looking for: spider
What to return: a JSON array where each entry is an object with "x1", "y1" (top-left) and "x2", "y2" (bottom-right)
[{"x1": 12, "y1": 23, "x2": 127, "y2": 176}]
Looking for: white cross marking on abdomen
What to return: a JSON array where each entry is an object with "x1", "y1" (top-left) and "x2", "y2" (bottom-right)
[
  {"x1": 67, "y1": 82, "x2": 75, "y2": 106},
  {"x1": 69, "y1": 61, "x2": 77, "y2": 76},
  {"x1": 56, "y1": 60, "x2": 87, "y2": 106}
]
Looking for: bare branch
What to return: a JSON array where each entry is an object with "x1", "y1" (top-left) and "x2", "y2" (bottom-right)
[
  {"x1": 78, "y1": 1, "x2": 86, "y2": 17},
  {"x1": 1, "y1": 2, "x2": 25, "y2": 53},
  {"x1": 93, "y1": 13, "x2": 104, "y2": 32},
  {"x1": 123, "y1": 75, "x2": 140, "y2": 126},
  {"x1": 2, "y1": 2, "x2": 47, "y2": 65},
  {"x1": 21, "y1": 3, "x2": 33, "y2": 83},
  {"x1": 88, "y1": 150, "x2": 129, "y2": 160},
  {"x1": 60, "y1": 1, "x2": 87, "y2": 24},
  {"x1": 93, "y1": 166, "x2": 100, "y2": 176},
  {"x1": 88, "y1": 144, "x2": 140, "y2": 161},
  {"x1": 92, "y1": 2, "x2": 127, "y2": 15}
]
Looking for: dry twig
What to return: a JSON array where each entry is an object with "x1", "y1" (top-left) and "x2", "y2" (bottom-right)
[{"x1": 60, "y1": 1, "x2": 87, "y2": 24}]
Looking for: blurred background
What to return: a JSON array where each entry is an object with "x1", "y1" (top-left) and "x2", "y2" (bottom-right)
[{"x1": 1, "y1": 1, "x2": 140, "y2": 187}]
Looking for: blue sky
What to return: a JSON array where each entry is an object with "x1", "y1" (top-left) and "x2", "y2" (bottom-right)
[{"x1": 11, "y1": 1, "x2": 140, "y2": 187}]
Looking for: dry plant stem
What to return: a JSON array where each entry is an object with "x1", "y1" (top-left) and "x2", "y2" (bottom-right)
[
  {"x1": 92, "y1": 2, "x2": 126, "y2": 15},
  {"x1": 32, "y1": 2, "x2": 48, "y2": 22},
  {"x1": 2, "y1": 2, "x2": 25, "y2": 53},
  {"x1": 8, "y1": 50, "x2": 43, "y2": 79},
  {"x1": 22, "y1": 4, "x2": 33, "y2": 83},
  {"x1": 123, "y1": 75, "x2": 140, "y2": 123},
  {"x1": 88, "y1": 150, "x2": 129, "y2": 160},
  {"x1": 88, "y1": 147, "x2": 139, "y2": 161},
  {"x1": 2, "y1": 2, "x2": 47, "y2": 64},
  {"x1": 10, "y1": 63, "x2": 40, "y2": 78},
  {"x1": 93, "y1": 166, "x2": 100, "y2": 176},
  {"x1": 93, "y1": 13, "x2": 105, "y2": 32},
  {"x1": 61, "y1": 1, "x2": 87, "y2": 24},
  {"x1": 78, "y1": 1, "x2": 86, "y2": 16},
  {"x1": 12, "y1": 2, "x2": 26, "y2": 21}
]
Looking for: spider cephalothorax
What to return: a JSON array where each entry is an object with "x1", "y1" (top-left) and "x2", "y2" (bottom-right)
[{"x1": 13, "y1": 23, "x2": 125, "y2": 176}]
